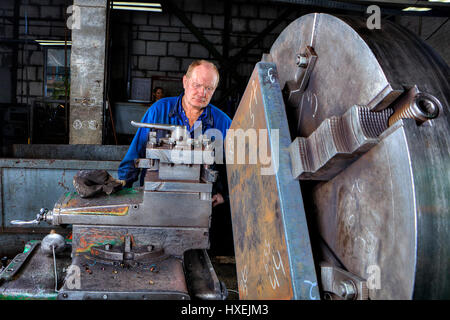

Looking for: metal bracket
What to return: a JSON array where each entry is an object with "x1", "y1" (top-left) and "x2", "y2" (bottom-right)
[
  {"x1": 283, "y1": 45, "x2": 318, "y2": 107},
  {"x1": 0, "y1": 241, "x2": 40, "y2": 282},
  {"x1": 320, "y1": 262, "x2": 368, "y2": 300},
  {"x1": 289, "y1": 105, "x2": 392, "y2": 180},
  {"x1": 89, "y1": 234, "x2": 167, "y2": 267}
]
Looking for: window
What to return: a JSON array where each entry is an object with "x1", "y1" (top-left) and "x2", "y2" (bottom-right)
[{"x1": 44, "y1": 48, "x2": 70, "y2": 100}]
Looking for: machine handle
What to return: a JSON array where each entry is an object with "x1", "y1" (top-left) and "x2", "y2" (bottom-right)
[
  {"x1": 10, "y1": 219, "x2": 40, "y2": 225},
  {"x1": 130, "y1": 121, "x2": 186, "y2": 132},
  {"x1": 131, "y1": 121, "x2": 188, "y2": 141},
  {"x1": 10, "y1": 208, "x2": 49, "y2": 225}
]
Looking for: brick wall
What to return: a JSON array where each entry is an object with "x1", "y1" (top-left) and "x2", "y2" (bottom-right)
[
  {"x1": 0, "y1": 0, "x2": 68, "y2": 105},
  {"x1": 122, "y1": 0, "x2": 297, "y2": 108}
]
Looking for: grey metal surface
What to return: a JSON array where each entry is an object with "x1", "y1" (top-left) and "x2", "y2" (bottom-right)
[
  {"x1": 58, "y1": 253, "x2": 190, "y2": 300},
  {"x1": 268, "y1": 13, "x2": 449, "y2": 299},
  {"x1": 40, "y1": 233, "x2": 66, "y2": 256},
  {"x1": 184, "y1": 249, "x2": 226, "y2": 300},
  {"x1": 0, "y1": 158, "x2": 119, "y2": 229},
  {"x1": 320, "y1": 262, "x2": 368, "y2": 300},
  {"x1": 145, "y1": 180, "x2": 212, "y2": 193},
  {"x1": 143, "y1": 192, "x2": 211, "y2": 228},
  {"x1": 273, "y1": 13, "x2": 448, "y2": 136},
  {"x1": 339, "y1": 15, "x2": 450, "y2": 113},
  {"x1": 58, "y1": 290, "x2": 189, "y2": 300},
  {"x1": 146, "y1": 148, "x2": 215, "y2": 165},
  {"x1": 0, "y1": 241, "x2": 72, "y2": 300},
  {"x1": 90, "y1": 241, "x2": 167, "y2": 265},
  {"x1": 159, "y1": 163, "x2": 200, "y2": 181},
  {"x1": 270, "y1": 13, "x2": 400, "y2": 139},
  {"x1": 313, "y1": 119, "x2": 449, "y2": 299},
  {"x1": 289, "y1": 105, "x2": 392, "y2": 180},
  {"x1": 42, "y1": 188, "x2": 211, "y2": 229},
  {"x1": 12, "y1": 144, "x2": 128, "y2": 161},
  {"x1": 0, "y1": 241, "x2": 39, "y2": 281},
  {"x1": 145, "y1": 170, "x2": 212, "y2": 193}
]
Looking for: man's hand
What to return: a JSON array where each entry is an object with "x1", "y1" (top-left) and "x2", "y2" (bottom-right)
[
  {"x1": 116, "y1": 179, "x2": 127, "y2": 187},
  {"x1": 212, "y1": 193, "x2": 225, "y2": 207}
]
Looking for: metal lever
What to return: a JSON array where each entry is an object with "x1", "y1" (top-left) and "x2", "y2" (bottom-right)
[
  {"x1": 10, "y1": 208, "x2": 49, "y2": 225},
  {"x1": 131, "y1": 121, "x2": 186, "y2": 131},
  {"x1": 131, "y1": 121, "x2": 188, "y2": 141}
]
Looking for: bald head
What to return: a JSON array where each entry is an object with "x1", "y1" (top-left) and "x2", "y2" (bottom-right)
[
  {"x1": 185, "y1": 60, "x2": 220, "y2": 87},
  {"x1": 182, "y1": 60, "x2": 219, "y2": 111}
]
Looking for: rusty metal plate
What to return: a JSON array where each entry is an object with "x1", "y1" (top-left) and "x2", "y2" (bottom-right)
[{"x1": 226, "y1": 62, "x2": 319, "y2": 300}]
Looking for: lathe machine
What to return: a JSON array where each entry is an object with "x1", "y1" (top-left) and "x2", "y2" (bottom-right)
[{"x1": 0, "y1": 122, "x2": 227, "y2": 300}]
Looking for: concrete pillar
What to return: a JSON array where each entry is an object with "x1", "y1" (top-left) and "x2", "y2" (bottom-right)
[{"x1": 69, "y1": 0, "x2": 107, "y2": 144}]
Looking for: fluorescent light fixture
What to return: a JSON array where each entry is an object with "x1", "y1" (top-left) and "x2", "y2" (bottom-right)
[
  {"x1": 402, "y1": 7, "x2": 432, "y2": 11},
  {"x1": 428, "y1": 0, "x2": 450, "y2": 3},
  {"x1": 38, "y1": 43, "x2": 72, "y2": 46},
  {"x1": 35, "y1": 40, "x2": 70, "y2": 42},
  {"x1": 111, "y1": 1, "x2": 162, "y2": 12},
  {"x1": 35, "y1": 40, "x2": 72, "y2": 46},
  {"x1": 113, "y1": 2, "x2": 161, "y2": 7},
  {"x1": 112, "y1": 6, "x2": 162, "y2": 12}
]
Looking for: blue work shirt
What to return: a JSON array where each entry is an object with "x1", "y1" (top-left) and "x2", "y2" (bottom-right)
[{"x1": 118, "y1": 94, "x2": 232, "y2": 187}]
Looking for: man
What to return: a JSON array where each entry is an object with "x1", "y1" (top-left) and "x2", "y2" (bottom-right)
[
  {"x1": 150, "y1": 86, "x2": 164, "y2": 104},
  {"x1": 118, "y1": 60, "x2": 232, "y2": 207}
]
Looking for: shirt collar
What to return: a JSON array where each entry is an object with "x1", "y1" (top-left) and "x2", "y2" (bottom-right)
[{"x1": 169, "y1": 93, "x2": 214, "y2": 128}]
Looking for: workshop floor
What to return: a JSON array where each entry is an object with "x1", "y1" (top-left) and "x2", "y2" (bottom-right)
[{"x1": 210, "y1": 256, "x2": 239, "y2": 300}]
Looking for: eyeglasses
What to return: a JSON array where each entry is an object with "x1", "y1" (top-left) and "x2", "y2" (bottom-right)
[{"x1": 188, "y1": 79, "x2": 216, "y2": 94}]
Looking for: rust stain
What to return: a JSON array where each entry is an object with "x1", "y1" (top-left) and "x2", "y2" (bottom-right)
[
  {"x1": 58, "y1": 181, "x2": 69, "y2": 191},
  {"x1": 227, "y1": 67, "x2": 294, "y2": 300},
  {"x1": 64, "y1": 206, "x2": 129, "y2": 216},
  {"x1": 76, "y1": 233, "x2": 121, "y2": 253},
  {"x1": 75, "y1": 229, "x2": 136, "y2": 253}
]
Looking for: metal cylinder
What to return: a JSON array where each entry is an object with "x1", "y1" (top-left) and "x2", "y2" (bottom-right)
[
  {"x1": 389, "y1": 92, "x2": 441, "y2": 126},
  {"x1": 41, "y1": 231, "x2": 65, "y2": 256}
]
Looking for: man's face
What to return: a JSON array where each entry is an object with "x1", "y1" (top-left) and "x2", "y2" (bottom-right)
[
  {"x1": 154, "y1": 89, "x2": 164, "y2": 101},
  {"x1": 182, "y1": 64, "x2": 218, "y2": 110}
]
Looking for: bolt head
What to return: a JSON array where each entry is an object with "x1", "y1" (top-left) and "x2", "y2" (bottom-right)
[
  {"x1": 296, "y1": 54, "x2": 308, "y2": 67},
  {"x1": 339, "y1": 280, "x2": 356, "y2": 300}
]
